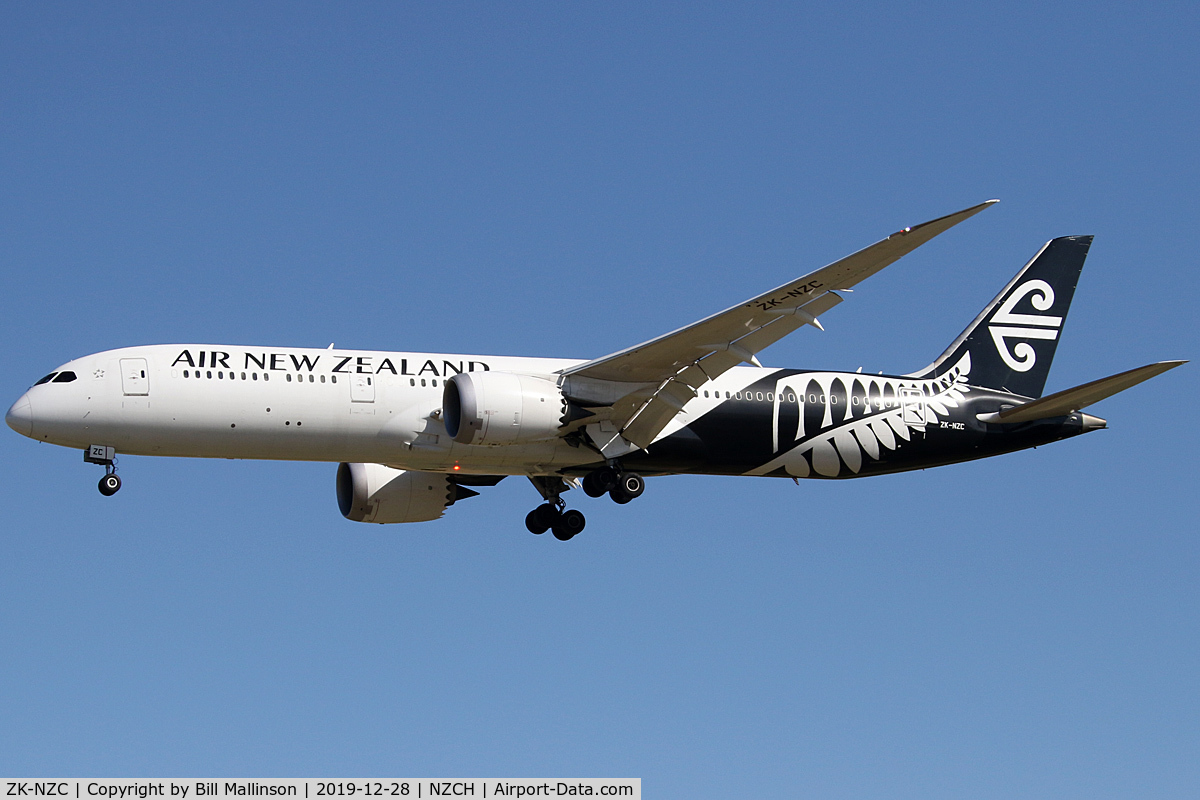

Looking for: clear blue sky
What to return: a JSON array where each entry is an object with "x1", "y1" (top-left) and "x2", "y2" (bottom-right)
[{"x1": 2, "y1": 3, "x2": 1197, "y2": 796}]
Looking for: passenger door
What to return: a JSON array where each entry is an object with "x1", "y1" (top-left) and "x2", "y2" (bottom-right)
[
  {"x1": 350, "y1": 374, "x2": 375, "y2": 403},
  {"x1": 120, "y1": 358, "x2": 150, "y2": 396}
]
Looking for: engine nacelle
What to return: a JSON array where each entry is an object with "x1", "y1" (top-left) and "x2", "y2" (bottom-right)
[
  {"x1": 442, "y1": 371, "x2": 567, "y2": 446},
  {"x1": 337, "y1": 463, "x2": 461, "y2": 524}
]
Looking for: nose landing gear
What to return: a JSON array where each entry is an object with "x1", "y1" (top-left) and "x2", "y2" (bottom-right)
[
  {"x1": 99, "y1": 472, "x2": 122, "y2": 496},
  {"x1": 84, "y1": 445, "x2": 121, "y2": 496}
]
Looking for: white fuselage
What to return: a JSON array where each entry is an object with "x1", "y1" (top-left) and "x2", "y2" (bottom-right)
[
  {"x1": 9, "y1": 344, "x2": 765, "y2": 476},
  {"x1": 17, "y1": 345, "x2": 581, "y2": 474}
]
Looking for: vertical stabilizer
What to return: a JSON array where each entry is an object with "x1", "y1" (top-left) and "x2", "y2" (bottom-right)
[{"x1": 909, "y1": 235, "x2": 1092, "y2": 398}]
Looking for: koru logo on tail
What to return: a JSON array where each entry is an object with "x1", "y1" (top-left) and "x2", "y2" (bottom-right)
[{"x1": 988, "y1": 279, "x2": 1062, "y2": 372}]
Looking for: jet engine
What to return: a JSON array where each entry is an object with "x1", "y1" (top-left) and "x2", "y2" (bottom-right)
[
  {"x1": 442, "y1": 372, "x2": 567, "y2": 446},
  {"x1": 337, "y1": 463, "x2": 476, "y2": 524}
]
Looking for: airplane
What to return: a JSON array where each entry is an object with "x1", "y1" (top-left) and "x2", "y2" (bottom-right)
[{"x1": 6, "y1": 200, "x2": 1185, "y2": 541}]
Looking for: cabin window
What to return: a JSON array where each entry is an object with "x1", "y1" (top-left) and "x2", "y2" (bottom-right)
[
  {"x1": 320, "y1": 375, "x2": 326, "y2": 383},
  {"x1": 410, "y1": 379, "x2": 416, "y2": 386},
  {"x1": 703, "y1": 391, "x2": 709, "y2": 398},
  {"x1": 183, "y1": 370, "x2": 189, "y2": 378},
  {"x1": 263, "y1": 373, "x2": 269, "y2": 381},
  {"x1": 432, "y1": 379, "x2": 438, "y2": 387},
  {"x1": 767, "y1": 393, "x2": 773, "y2": 401},
  {"x1": 252, "y1": 373, "x2": 258, "y2": 381},
  {"x1": 756, "y1": 392, "x2": 764, "y2": 401},
  {"x1": 420, "y1": 379, "x2": 426, "y2": 387},
  {"x1": 287, "y1": 374, "x2": 292, "y2": 382},
  {"x1": 735, "y1": 392, "x2": 741, "y2": 400},
  {"x1": 788, "y1": 393, "x2": 796, "y2": 403},
  {"x1": 207, "y1": 371, "x2": 212, "y2": 379},
  {"x1": 725, "y1": 392, "x2": 730, "y2": 399},
  {"x1": 241, "y1": 372, "x2": 246, "y2": 380}
]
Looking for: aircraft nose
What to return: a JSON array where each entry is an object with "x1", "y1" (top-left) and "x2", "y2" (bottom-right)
[{"x1": 6, "y1": 393, "x2": 33, "y2": 437}]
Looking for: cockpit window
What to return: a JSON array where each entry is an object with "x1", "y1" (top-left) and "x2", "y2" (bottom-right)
[
  {"x1": 34, "y1": 373, "x2": 57, "y2": 385},
  {"x1": 52, "y1": 371, "x2": 78, "y2": 383}
]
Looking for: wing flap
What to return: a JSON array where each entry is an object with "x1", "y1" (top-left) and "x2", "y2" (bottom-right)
[{"x1": 621, "y1": 377, "x2": 699, "y2": 448}]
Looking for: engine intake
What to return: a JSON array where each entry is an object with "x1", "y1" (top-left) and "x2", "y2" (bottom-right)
[{"x1": 442, "y1": 372, "x2": 567, "y2": 446}]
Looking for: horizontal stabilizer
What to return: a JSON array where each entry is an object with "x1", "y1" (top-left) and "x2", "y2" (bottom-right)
[{"x1": 981, "y1": 361, "x2": 1186, "y2": 424}]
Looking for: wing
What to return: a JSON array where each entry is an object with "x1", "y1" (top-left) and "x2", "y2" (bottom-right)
[{"x1": 561, "y1": 200, "x2": 998, "y2": 455}]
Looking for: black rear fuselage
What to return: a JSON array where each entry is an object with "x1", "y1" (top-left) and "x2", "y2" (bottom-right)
[{"x1": 623, "y1": 364, "x2": 1094, "y2": 479}]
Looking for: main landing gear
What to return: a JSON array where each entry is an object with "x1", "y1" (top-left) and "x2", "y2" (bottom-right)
[
  {"x1": 524, "y1": 466, "x2": 646, "y2": 541},
  {"x1": 84, "y1": 445, "x2": 121, "y2": 496},
  {"x1": 525, "y1": 475, "x2": 588, "y2": 541},
  {"x1": 582, "y1": 465, "x2": 644, "y2": 504},
  {"x1": 525, "y1": 504, "x2": 587, "y2": 541}
]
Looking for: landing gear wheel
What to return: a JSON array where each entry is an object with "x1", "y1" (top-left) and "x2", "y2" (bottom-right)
[
  {"x1": 525, "y1": 503, "x2": 559, "y2": 535},
  {"x1": 609, "y1": 472, "x2": 644, "y2": 504},
  {"x1": 583, "y1": 466, "x2": 619, "y2": 498},
  {"x1": 582, "y1": 472, "x2": 604, "y2": 498},
  {"x1": 552, "y1": 509, "x2": 586, "y2": 541},
  {"x1": 616, "y1": 472, "x2": 644, "y2": 499},
  {"x1": 525, "y1": 510, "x2": 547, "y2": 534},
  {"x1": 98, "y1": 473, "x2": 122, "y2": 496}
]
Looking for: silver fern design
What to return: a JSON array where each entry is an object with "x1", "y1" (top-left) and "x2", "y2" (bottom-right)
[{"x1": 747, "y1": 353, "x2": 973, "y2": 478}]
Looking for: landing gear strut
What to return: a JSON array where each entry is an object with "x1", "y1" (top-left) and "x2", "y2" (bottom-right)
[
  {"x1": 525, "y1": 476, "x2": 586, "y2": 540},
  {"x1": 84, "y1": 445, "x2": 121, "y2": 496}
]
